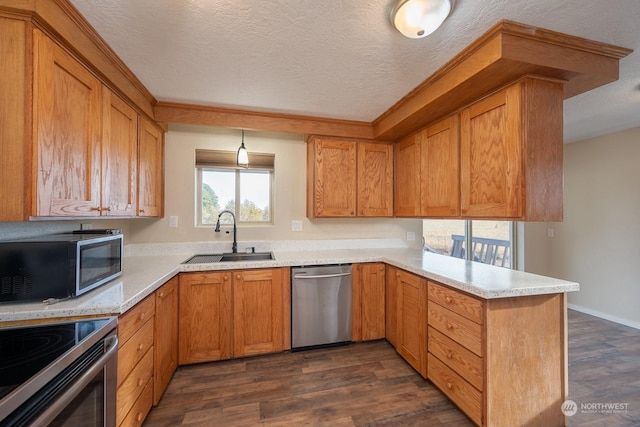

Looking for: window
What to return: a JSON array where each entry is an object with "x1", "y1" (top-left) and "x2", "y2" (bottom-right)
[
  {"x1": 423, "y1": 219, "x2": 515, "y2": 269},
  {"x1": 196, "y1": 150, "x2": 274, "y2": 226}
]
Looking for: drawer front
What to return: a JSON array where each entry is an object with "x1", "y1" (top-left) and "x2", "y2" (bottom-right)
[
  {"x1": 119, "y1": 296, "x2": 156, "y2": 346},
  {"x1": 428, "y1": 353, "x2": 482, "y2": 426},
  {"x1": 118, "y1": 318, "x2": 154, "y2": 386},
  {"x1": 117, "y1": 348, "x2": 154, "y2": 426},
  {"x1": 428, "y1": 326, "x2": 483, "y2": 391},
  {"x1": 428, "y1": 301, "x2": 482, "y2": 356},
  {"x1": 120, "y1": 379, "x2": 153, "y2": 427},
  {"x1": 428, "y1": 281, "x2": 484, "y2": 324}
]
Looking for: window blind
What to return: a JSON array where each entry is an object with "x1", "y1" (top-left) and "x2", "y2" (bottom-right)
[{"x1": 195, "y1": 149, "x2": 275, "y2": 171}]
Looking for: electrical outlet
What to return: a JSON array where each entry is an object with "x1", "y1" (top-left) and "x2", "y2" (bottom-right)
[
  {"x1": 547, "y1": 227, "x2": 554, "y2": 238},
  {"x1": 80, "y1": 223, "x2": 93, "y2": 230},
  {"x1": 292, "y1": 220, "x2": 303, "y2": 231},
  {"x1": 406, "y1": 231, "x2": 416, "y2": 241},
  {"x1": 169, "y1": 216, "x2": 178, "y2": 228}
]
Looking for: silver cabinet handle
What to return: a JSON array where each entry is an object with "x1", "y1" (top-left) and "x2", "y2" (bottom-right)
[{"x1": 294, "y1": 272, "x2": 351, "y2": 279}]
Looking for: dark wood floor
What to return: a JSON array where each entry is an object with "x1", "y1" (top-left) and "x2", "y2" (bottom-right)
[{"x1": 144, "y1": 310, "x2": 640, "y2": 426}]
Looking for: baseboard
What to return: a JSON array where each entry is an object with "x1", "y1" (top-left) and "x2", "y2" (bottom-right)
[{"x1": 568, "y1": 303, "x2": 640, "y2": 330}]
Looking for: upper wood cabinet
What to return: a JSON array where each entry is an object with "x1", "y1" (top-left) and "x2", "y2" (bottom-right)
[
  {"x1": 102, "y1": 87, "x2": 138, "y2": 216},
  {"x1": 460, "y1": 77, "x2": 563, "y2": 220},
  {"x1": 421, "y1": 115, "x2": 460, "y2": 217},
  {"x1": 394, "y1": 134, "x2": 421, "y2": 217},
  {"x1": 357, "y1": 143, "x2": 393, "y2": 217},
  {"x1": 34, "y1": 30, "x2": 103, "y2": 216},
  {"x1": 138, "y1": 117, "x2": 164, "y2": 217},
  {"x1": 307, "y1": 137, "x2": 393, "y2": 218}
]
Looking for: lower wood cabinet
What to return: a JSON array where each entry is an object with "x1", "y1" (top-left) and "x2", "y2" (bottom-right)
[
  {"x1": 352, "y1": 263, "x2": 386, "y2": 341},
  {"x1": 179, "y1": 267, "x2": 290, "y2": 364},
  {"x1": 117, "y1": 276, "x2": 179, "y2": 427},
  {"x1": 117, "y1": 294, "x2": 155, "y2": 427},
  {"x1": 396, "y1": 268, "x2": 427, "y2": 377},
  {"x1": 153, "y1": 276, "x2": 179, "y2": 404},
  {"x1": 384, "y1": 264, "x2": 398, "y2": 347}
]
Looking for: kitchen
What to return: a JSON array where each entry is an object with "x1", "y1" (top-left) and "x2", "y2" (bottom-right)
[{"x1": 1, "y1": 1, "x2": 639, "y2": 426}]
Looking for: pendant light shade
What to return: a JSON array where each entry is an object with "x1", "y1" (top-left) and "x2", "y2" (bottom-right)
[
  {"x1": 391, "y1": 0, "x2": 452, "y2": 39},
  {"x1": 236, "y1": 130, "x2": 249, "y2": 168}
]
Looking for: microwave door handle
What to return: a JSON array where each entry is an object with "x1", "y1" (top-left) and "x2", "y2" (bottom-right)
[{"x1": 29, "y1": 336, "x2": 118, "y2": 426}]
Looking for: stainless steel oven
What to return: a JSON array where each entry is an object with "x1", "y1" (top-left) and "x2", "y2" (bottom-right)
[{"x1": 0, "y1": 317, "x2": 118, "y2": 427}]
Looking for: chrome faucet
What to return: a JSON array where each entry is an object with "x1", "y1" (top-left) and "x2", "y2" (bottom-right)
[{"x1": 214, "y1": 210, "x2": 238, "y2": 253}]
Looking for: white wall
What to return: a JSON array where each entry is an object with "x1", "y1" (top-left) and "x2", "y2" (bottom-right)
[
  {"x1": 542, "y1": 127, "x2": 640, "y2": 328},
  {"x1": 129, "y1": 125, "x2": 422, "y2": 247}
]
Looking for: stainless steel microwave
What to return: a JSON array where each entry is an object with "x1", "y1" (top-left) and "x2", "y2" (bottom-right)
[{"x1": 0, "y1": 233, "x2": 123, "y2": 303}]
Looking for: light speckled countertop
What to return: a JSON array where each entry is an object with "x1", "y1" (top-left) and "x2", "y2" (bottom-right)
[{"x1": 0, "y1": 244, "x2": 578, "y2": 323}]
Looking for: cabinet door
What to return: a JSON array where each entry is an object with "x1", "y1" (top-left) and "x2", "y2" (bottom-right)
[
  {"x1": 357, "y1": 143, "x2": 393, "y2": 217},
  {"x1": 394, "y1": 134, "x2": 421, "y2": 217},
  {"x1": 421, "y1": 115, "x2": 460, "y2": 217},
  {"x1": 178, "y1": 272, "x2": 232, "y2": 364},
  {"x1": 385, "y1": 265, "x2": 398, "y2": 347},
  {"x1": 396, "y1": 269, "x2": 427, "y2": 377},
  {"x1": 33, "y1": 30, "x2": 101, "y2": 216},
  {"x1": 460, "y1": 86, "x2": 522, "y2": 218},
  {"x1": 307, "y1": 138, "x2": 356, "y2": 217},
  {"x1": 102, "y1": 87, "x2": 137, "y2": 216},
  {"x1": 154, "y1": 276, "x2": 178, "y2": 405},
  {"x1": 233, "y1": 268, "x2": 285, "y2": 357},
  {"x1": 138, "y1": 117, "x2": 164, "y2": 217},
  {"x1": 360, "y1": 263, "x2": 386, "y2": 341}
]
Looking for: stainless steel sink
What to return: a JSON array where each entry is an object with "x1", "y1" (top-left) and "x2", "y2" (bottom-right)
[{"x1": 182, "y1": 252, "x2": 274, "y2": 264}]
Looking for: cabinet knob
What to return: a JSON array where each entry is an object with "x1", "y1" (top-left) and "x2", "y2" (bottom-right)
[
  {"x1": 158, "y1": 292, "x2": 165, "y2": 298},
  {"x1": 444, "y1": 296, "x2": 452, "y2": 304},
  {"x1": 447, "y1": 351, "x2": 453, "y2": 359},
  {"x1": 136, "y1": 413, "x2": 143, "y2": 422},
  {"x1": 100, "y1": 207, "x2": 111, "y2": 212},
  {"x1": 137, "y1": 344, "x2": 144, "y2": 352},
  {"x1": 224, "y1": 275, "x2": 228, "y2": 280},
  {"x1": 90, "y1": 207, "x2": 100, "y2": 211},
  {"x1": 137, "y1": 378, "x2": 144, "y2": 387},
  {"x1": 236, "y1": 275, "x2": 241, "y2": 280},
  {"x1": 445, "y1": 321, "x2": 454, "y2": 330},
  {"x1": 446, "y1": 382, "x2": 453, "y2": 390},
  {"x1": 139, "y1": 209, "x2": 145, "y2": 214},
  {"x1": 138, "y1": 313, "x2": 145, "y2": 321}
]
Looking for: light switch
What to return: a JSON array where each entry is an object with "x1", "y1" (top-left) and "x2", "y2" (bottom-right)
[
  {"x1": 169, "y1": 216, "x2": 178, "y2": 228},
  {"x1": 292, "y1": 220, "x2": 303, "y2": 231},
  {"x1": 406, "y1": 232, "x2": 416, "y2": 241},
  {"x1": 547, "y1": 228, "x2": 554, "y2": 238}
]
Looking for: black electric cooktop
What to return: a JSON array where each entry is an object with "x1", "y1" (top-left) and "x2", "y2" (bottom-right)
[{"x1": 0, "y1": 318, "x2": 111, "y2": 400}]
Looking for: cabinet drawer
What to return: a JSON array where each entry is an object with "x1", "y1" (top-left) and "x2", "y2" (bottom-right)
[
  {"x1": 428, "y1": 354, "x2": 482, "y2": 426},
  {"x1": 119, "y1": 296, "x2": 155, "y2": 346},
  {"x1": 120, "y1": 379, "x2": 152, "y2": 427},
  {"x1": 428, "y1": 281, "x2": 484, "y2": 324},
  {"x1": 118, "y1": 318, "x2": 154, "y2": 386},
  {"x1": 428, "y1": 326, "x2": 483, "y2": 391},
  {"x1": 117, "y1": 348, "x2": 153, "y2": 426},
  {"x1": 428, "y1": 301, "x2": 482, "y2": 356}
]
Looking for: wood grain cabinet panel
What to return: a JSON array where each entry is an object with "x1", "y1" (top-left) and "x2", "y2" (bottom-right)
[
  {"x1": 396, "y1": 269, "x2": 427, "y2": 377},
  {"x1": 117, "y1": 349, "x2": 153, "y2": 426},
  {"x1": 34, "y1": 30, "x2": 102, "y2": 216},
  {"x1": 352, "y1": 263, "x2": 386, "y2": 341},
  {"x1": 179, "y1": 272, "x2": 232, "y2": 364},
  {"x1": 384, "y1": 265, "x2": 398, "y2": 347},
  {"x1": 117, "y1": 319, "x2": 154, "y2": 387},
  {"x1": 420, "y1": 115, "x2": 460, "y2": 217},
  {"x1": 154, "y1": 276, "x2": 179, "y2": 404},
  {"x1": 307, "y1": 137, "x2": 392, "y2": 218},
  {"x1": 394, "y1": 134, "x2": 421, "y2": 217},
  {"x1": 357, "y1": 143, "x2": 393, "y2": 217},
  {"x1": 137, "y1": 116, "x2": 164, "y2": 217},
  {"x1": 460, "y1": 77, "x2": 563, "y2": 220},
  {"x1": 102, "y1": 86, "x2": 138, "y2": 216},
  {"x1": 233, "y1": 268, "x2": 287, "y2": 357}
]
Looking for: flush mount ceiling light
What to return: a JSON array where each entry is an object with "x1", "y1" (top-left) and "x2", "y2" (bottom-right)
[
  {"x1": 236, "y1": 129, "x2": 249, "y2": 168},
  {"x1": 391, "y1": 0, "x2": 452, "y2": 39}
]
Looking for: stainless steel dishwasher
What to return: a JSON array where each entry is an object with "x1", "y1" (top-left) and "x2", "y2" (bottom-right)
[{"x1": 291, "y1": 264, "x2": 352, "y2": 350}]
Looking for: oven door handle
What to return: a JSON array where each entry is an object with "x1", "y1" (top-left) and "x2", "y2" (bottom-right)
[{"x1": 30, "y1": 335, "x2": 119, "y2": 426}]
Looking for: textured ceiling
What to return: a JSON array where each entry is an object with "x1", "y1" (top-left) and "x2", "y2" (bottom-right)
[{"x1": 69, "y1": 0, "x2": 640, "y2": 143}]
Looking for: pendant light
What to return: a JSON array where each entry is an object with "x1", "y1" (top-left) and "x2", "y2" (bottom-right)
[
  {"x1": 391, "y1": 0, "x2": 452, "y2": 39},
  {"x1": 236, "y1": 129, "x2": 249, "y2": 168}
]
